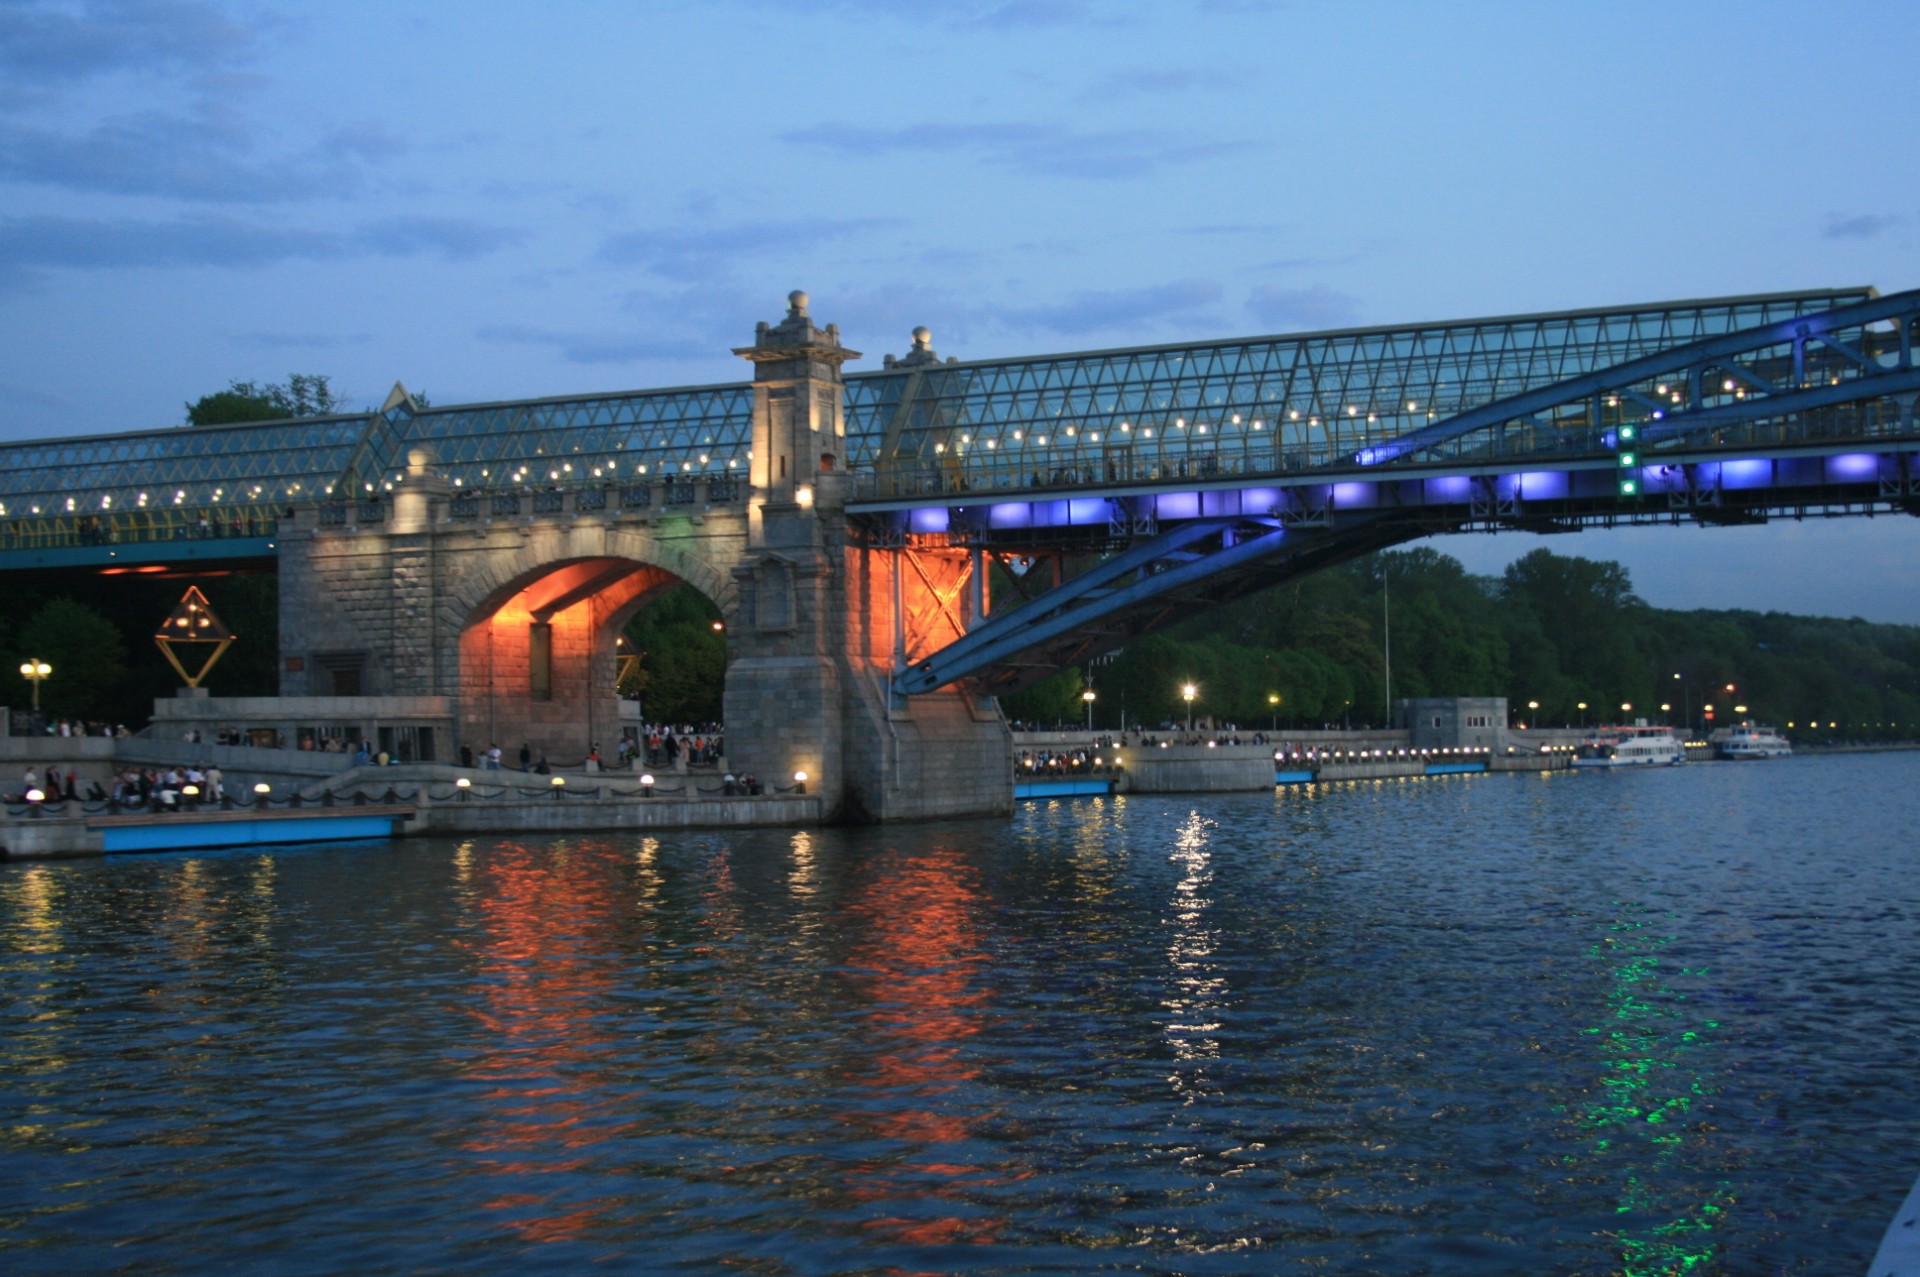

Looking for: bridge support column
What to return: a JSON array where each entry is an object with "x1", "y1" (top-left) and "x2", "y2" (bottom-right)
[{"x1": 726, "y1": 293, "x2": 1010, "y2": 821}]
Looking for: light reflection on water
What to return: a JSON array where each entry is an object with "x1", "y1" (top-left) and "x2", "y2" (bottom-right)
[{"x1": 2, "y1": 753, "x2": 1918, "y2": 1274}]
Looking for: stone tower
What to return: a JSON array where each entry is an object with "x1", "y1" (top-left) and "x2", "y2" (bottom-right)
[{"x1": 725, "y1": 292, "x2": 1011, "y2": 820}]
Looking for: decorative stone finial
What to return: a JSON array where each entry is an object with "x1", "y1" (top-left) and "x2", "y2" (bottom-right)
[
  {"x1": 735, "y1": 290, "x2": 860, "y2": 366},
  {"x1": 893, "y1": 324, "x2": 942, "y2": 368}
]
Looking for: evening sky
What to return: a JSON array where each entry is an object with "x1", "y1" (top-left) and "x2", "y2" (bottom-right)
[{"x1": 1, "y1": 0, "x2": 1915, "y2": 619}]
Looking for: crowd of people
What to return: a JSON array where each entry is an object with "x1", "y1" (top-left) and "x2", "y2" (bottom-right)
[
  {"x1": 10, "y1": 762, "x2": 227, "y2": 811},
  {"x1": 15, "y1": 719, "x2": 130, "y2": 738},
  {"x1": 458, "y1": 725, "x2": 726, "y2": 775},
  {"x1": 1007, "y1": 725, "x2": 1277, "y2": 748},
  {"x1": 1016, "y1": 748, "x2": 1120, "y2": 776},
  {"x1": 635, "y1": 724, "x2": 724, "y2": 769}
]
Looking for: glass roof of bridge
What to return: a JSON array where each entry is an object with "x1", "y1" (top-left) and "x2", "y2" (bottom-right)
[
  {"x1": 845, "y1": 287, "x2": 1879, "y2": 487},
  {"x1": 0, "y1": 287, "x2": 1873, "y2": 519}
]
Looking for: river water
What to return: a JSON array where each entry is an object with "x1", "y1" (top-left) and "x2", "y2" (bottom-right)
[{"x1": 3, "y1": 753, "x2": 1917, "y2": 1275}]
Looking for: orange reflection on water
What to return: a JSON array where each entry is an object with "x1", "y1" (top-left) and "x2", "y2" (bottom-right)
[
  {"x1": 459, "y1": 842, "x2": 635, "y2": 1244},
  {"x1": 837, "y1": 844, "x2": 1021, "y2": 1248}
]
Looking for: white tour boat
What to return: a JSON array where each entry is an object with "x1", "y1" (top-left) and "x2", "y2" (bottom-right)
[
  {"x1": 1572, "y1": 725, "x2": 1688, "y2": 769},
  {"x1": 1710, "y1": 722, "x2": 1793, "y2": 760}
]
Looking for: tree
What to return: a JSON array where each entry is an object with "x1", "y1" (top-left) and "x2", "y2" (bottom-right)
[
  {"x1": 622, "y1": 584, "x2": 727, "y2": 723},
  {"x1": 11, "y1": 600, "x2": 128, "y2": 721},
  {"x1": 186, "y1": 375, "x2": 343, "y2": 426},
  {"x1": 1002, "y1": 666, "x2": 1086, "y2": 728},
  {"x1": 1500, "y1": 548, "x2": 1654, "y2": 712}
]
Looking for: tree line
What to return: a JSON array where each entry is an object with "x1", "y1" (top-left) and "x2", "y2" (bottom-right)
[{"x1": 1003, "y1": 546, "x2": 1920, "y2": 741}]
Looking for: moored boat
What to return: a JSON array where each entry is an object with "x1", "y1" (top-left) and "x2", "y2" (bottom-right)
[
  {"x1": 1710, "y1": 722, "x2": 1793, "y2": 760},
  {"x1": 1571, "y1": 725, "x2": 1687, "y2": 769}
]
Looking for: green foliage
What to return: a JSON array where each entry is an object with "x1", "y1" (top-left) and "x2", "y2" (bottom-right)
[
  {"x1": 1498, "y1": 548, "x2": 1654, "y2": 719},
  {"x1": 1002, "y1": 666, "x2": 1086, "y2": 727},
  {"x1": 11, "y1": 600, "x2": 128, "y2": 720},
  {"x1": 1042, "y1": 546, "x2": 1920, "y2": 739},
  {"x1": 622, "y1": 584, "x2": 726, "y2": 723},
  {"x1": 186, "y1": 374, "x2": 343, "y2": 426},
  {"x1": 4, "y1": 575, "x2": 280, "y2": 727}
]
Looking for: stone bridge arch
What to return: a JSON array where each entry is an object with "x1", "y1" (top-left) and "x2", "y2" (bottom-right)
[{"x1": 444, "y1": 526, "x2": 742, "y2": 766}]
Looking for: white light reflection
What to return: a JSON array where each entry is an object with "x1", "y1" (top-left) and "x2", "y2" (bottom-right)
[
  {"x1": 1163, "y1": 810, "x2": 1225, "y2": 1105},
  {"x1": 788, "y1": 830, "x2": 819, "y2": 898},
  {"x1": 632, "y1": 837, "x2": 663, "y2": 912}
]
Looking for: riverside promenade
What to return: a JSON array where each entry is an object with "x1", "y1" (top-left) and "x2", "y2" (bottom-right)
[
  {"x1": 0, "y1": 764, "x2": 823, "y2": 860},
  {"x1": 1014, "y1": 727, "x2": 1572, "y2": 795},
  {"x1": 2, "y1": 724, "x2": 1577, "y2": 860}
]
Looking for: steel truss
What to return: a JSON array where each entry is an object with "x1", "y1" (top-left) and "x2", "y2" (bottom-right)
[{"x1": 890, "y1": 291, "x2": 1920, "y2": 696}]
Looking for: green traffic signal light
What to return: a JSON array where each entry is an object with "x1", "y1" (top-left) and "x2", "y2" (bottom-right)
[
  {"x1": 1618, "y1": 423, "x2": 1637, "y2": 443},
  {"x1": 1619, "y1": 477, "x2": 1639, "y2": 496},
  {"x1": 1618, "y1": 450, "x2": 1637, "y2": 467}
]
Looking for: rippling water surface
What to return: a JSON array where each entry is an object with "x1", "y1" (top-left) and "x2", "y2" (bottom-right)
[{"x1": 4, "y1": 753, "x2": 1919, "y2": 1274}]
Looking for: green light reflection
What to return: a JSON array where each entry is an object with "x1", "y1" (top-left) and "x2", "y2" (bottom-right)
[{"x1": 1563, "y1": 902, "x2": 1733, "y2": 1276}]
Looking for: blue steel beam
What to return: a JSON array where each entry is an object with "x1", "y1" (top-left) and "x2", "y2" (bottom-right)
[
  {"x1": 1640, "y1": 368, "x2": 1920, "y2": 445},
  {"x1": 899, "y1": 519, "x2": 1275, "y2": 695},
  {"x1": 898, "y1": 514, "x2": 1424, "y2": 697},
  {"x1": 888, "y1": 439, "x2": 1920, "y2": 694}
]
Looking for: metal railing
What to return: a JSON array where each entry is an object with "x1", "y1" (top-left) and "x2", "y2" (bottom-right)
[{"x1": 0, "y1": 508, "x2": 281, "y2": 552}]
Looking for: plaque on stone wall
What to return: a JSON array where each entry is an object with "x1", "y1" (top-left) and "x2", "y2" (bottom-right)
[{"x1": 754, "y1": 558, "x2": 794, "y2": 634}]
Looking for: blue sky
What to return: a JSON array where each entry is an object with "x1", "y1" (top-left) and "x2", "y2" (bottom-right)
[{"x1": 2, "y1": 0, "x2": 1917, "y2": 620}]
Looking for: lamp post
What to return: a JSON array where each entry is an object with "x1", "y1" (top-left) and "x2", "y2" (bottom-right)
[
  {"x1": 1526, "y1": 699, "x2": 1539, "y2": 729},
  {"x1": 18, "y1": 658, "x2": 50, "y2": 722},
  {"x1": 1082, "y1": 688, "x2": 1096, "y2": 732},
  {"x1": 1181, "y1": 682, "x2": 1197, "y2": 734},
  {"x1": 1268, "y1": 693, "x2": 1280, "y2": 731}
]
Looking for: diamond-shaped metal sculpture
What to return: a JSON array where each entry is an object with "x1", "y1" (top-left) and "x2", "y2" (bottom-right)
[{"x1": 154, "y1": 586, "x2": 235, "y2": 688}]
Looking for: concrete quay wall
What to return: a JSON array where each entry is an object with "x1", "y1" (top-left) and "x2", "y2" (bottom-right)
[
  {"x1": 418, "y1": 794, "x2": 822, "y2": 836},
  {"x1": 1116, "y1": 743, "x2": 1275, "y2": 793},
  {"x1": 0, "y1": 792, "x2": 825, "y2": 860}
]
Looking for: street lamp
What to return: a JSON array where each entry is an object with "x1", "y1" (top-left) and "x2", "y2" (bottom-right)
[
  {"x1": 1577, "y1": 701, "x2": 1588, "y2": 727},
  {"x1": 18, "y1": 658, "x2": 50, "y2": 718},
  {"x1": 1268, "y1": 692, "x2": 1280, "y2": 731},
  {"x1": 1673, "y1": 672, "x2": 1694, "y2": 738},
  {"x1": 1181, "y1": 682, "x2": 1197, "y2": 733},
  {"x1": 1082, "y1": 688, "x2": 1096, "y2": 731},
  {"x1": 1526, "y1": 699, "x2": 1539, "y2": 728}
]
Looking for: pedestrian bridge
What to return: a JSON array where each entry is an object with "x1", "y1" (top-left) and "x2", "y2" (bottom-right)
[{"x1": 7, "y1": 284, "x2": 1914, "y2": 696}]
